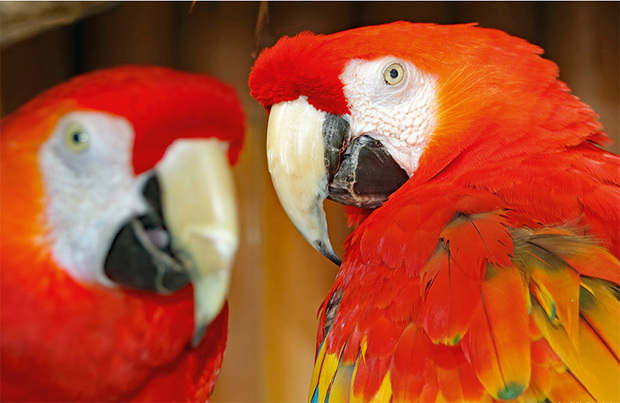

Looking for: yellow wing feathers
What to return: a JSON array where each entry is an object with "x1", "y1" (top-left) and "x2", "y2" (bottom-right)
[{"x1": 310, "y1": 227, "x2": 620, "y2": 402}]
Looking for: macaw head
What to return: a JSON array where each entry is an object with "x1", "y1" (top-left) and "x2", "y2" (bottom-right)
[
  {"x1": 1, "y1": 65, "x2": 244, "y2": 344},
  {"x1": 249, "y1": 22, "x2": 605, "y2": 264}
]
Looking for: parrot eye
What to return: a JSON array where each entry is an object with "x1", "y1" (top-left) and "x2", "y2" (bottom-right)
[
  {"x1": 64, "y1": 124, "x2": 90, "y2": 153},
  {"x1": 383, "y1": 63, "x2": 405, "y2": 86}
]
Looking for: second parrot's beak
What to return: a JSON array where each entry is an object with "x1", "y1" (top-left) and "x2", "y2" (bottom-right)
[
  {"x1": 266, "y1": 97, "x2": 409, "y2": 265},
  {"x1": 104, "y1": 139, "x2": 238, "y2": 346}
]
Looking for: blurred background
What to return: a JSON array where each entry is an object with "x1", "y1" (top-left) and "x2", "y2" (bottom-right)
[{"x1": 1, "y1": 2, "x2": 618, "y2": 401}]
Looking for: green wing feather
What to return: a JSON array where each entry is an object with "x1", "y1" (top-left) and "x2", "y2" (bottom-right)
[{"x1": 310, "y1": 220, "x2": 619, "y2": 402}]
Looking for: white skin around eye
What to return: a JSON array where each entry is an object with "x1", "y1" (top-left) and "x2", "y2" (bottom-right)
[
  {"x1": 340, "y1": 57, "x2": 438, "y2": 176},
  {"x1": 39, "y1": 111, "x2": 149, "y2": 286}
]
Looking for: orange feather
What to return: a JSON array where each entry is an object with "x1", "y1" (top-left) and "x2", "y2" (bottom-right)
[
  {"x1": 1, "y1": 66, "x2": 244, "y2": 401},
  {"x1": 461, "y1": 267, "x2": 531, "y2": 400},
  {"x1": 249, "y1": 22, "x2": 619, "y2": 402},
  {"x1": 420, "y1": 247, "x2": 482, "y2": 345}
]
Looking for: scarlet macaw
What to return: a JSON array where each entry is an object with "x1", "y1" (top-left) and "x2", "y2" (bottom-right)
[
  {"x1": 1, "y1": 66, "x2": 244, "y2": 401},
  {"x1": 249, "y1": 22, "x2": 620, "y2": 402}
]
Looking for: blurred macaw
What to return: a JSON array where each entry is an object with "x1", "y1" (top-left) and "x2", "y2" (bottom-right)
[
  {"x1": 1, "y1": 65, "x2": 244, "y2": 401},
  {"x1": 249, "y1": 22, "x2": 619, "y2": 402}
]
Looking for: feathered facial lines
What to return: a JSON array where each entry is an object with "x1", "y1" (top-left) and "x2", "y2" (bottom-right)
[
  {"x1": 39, "y1": 110, "x2": 150, "y2": 287},
  {"x1": 340, "y1": 56, "x2": 438, "y2": 176},
  {"x1": 43, "y1": 111, "x2": 135, "y2": 177}
]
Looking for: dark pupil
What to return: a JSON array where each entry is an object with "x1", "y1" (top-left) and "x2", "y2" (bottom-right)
[
  {"x1": 72, "y1": 131, "x2": 85, "y2": 143},
  {"x1": 389, "y1": 69, "x2": 399, "y2": 79}
]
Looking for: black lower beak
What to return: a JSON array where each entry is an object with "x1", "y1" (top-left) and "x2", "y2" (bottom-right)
[
  {"x1": 328, "y1": 135, "x2": 410, "y2": 209},
  {"x1": 265, "y1": 99, "x2": 410, "y2": 266},
  {"x1": 104, "y1": 175, "x2": 190, "y2": 294},
  {"x1": 323, "y1": 114, "x2": 409, "y2": 209}
]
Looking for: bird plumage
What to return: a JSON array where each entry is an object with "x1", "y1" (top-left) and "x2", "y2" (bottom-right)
[
  {"x1": 1, "y1": 65, "x2": 244, "y2": 401},
  {"x1": 250, "y1": 22, "x2": 620, "y2": 402}
]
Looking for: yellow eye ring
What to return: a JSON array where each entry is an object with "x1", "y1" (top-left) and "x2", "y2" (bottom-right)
[
  {"x1": 64, "y1": 124, "x2": 90, "y2": 153},
  {"x1": 383, "y1": 63, "x2": 405, "y2": 86}
]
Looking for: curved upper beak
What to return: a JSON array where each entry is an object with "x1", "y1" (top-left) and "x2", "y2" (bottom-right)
[
  {"x1": 267, "y1": 98, "x2": 341, "y2": 265},
  {"x1": 157, "y1": 139, "x2": 238, "y2": 346},
  {"x1": 266, "y1": 97, "x2": 408, "y2": 265},
  {"x1": 104, "y1": 138, "x2": 238, "y2": 346}
]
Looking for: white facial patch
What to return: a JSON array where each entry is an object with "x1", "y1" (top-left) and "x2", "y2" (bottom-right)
[
  {"x1": 38, "y1": 111, "x2": 149, "y2": 286},
  {"x1": 339, "y1": 57, "x2": 438, "y2": 175}
]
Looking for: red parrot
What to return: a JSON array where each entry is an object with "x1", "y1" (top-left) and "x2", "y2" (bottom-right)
[
  {"x1": 249, "y1": 22, "x2": 620, "y2": 402},
  {"x1": 1, "y1": 66, "x2": 244, "y2": 401}
]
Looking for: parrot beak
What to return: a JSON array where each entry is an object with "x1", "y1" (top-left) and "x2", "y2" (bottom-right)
[
  {"x1": 156, "y1": 139, "x2": 238, "y2": 346},
  {"x1": 267, "y1": 98, "x2": 341, "y2": 265},
  {"x1": 104, "y1": 139, "x2": 238, "y2": 346},
  {"x1": 266, "y1": 97, "x2": 408, "y2": 265}
]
